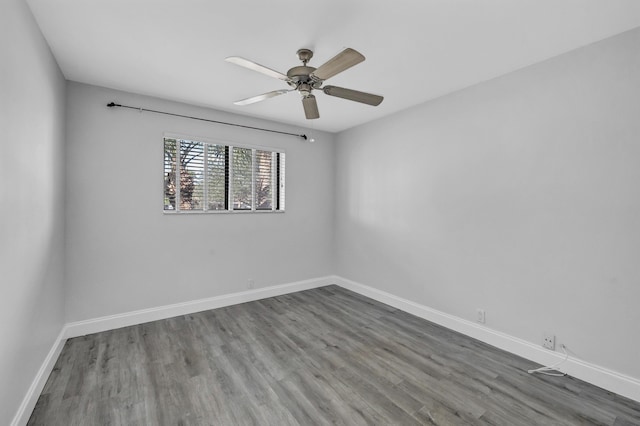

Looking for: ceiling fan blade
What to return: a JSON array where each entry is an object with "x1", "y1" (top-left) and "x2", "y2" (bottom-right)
[
  {"x1": 225, "y1": 56, "x2": 290, "y2": 81},
  {"x1": 234, "y1": 90, "x2": 292, "y2": 106},
  {"x1": 302, "y1": 95, "x2": 319, "y2": 119},
  {"x1": 310, "y1": 48, "x2": 365, "y2": 81},
  {"x1": 322, "y1": 85, "x2": 383, "y2": 106}
]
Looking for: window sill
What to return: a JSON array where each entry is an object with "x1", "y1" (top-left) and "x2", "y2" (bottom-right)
[{"x1": 163, "y1": 209, "x2": 285, "y2": 215}]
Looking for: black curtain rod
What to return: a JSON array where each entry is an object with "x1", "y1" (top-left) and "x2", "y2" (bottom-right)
[{"x1": 106, "y1": 102, "x2": 308, "y2": 140}]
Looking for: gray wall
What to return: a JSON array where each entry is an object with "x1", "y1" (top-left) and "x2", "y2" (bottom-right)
[
  {"x1": 5, "y1": 4, "x2": 640, "y2": 420},
  {"x1": 0, "y1": 0, "x2": 67, "y2": 424},
  {"x1": 335, "y1": 28, "x2": 640, "y2": 379},
  {"x1": 64, "y1": 83, "x2": 335, "y2": 322}
]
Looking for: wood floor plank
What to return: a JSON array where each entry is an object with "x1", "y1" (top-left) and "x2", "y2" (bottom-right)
[
  {"x1": 332, "y1": 365, "x2": 423, "y2": 425},
  {"x1": 28, "y1": 285, "x2": 640, "y2": 425}
]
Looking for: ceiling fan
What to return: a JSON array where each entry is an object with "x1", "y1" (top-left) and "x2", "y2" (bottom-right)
[{"x1": 225, "y1": 48, "x2": 383, "y2": 119}]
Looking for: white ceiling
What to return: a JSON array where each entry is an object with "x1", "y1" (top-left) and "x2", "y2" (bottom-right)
[{"x1": 27, "y1": 0, "x2": 640, "y2": 133}]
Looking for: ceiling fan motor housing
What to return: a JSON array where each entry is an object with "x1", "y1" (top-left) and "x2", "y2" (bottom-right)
[
  {"x1": 286, "y1": 66, "x2": 316, "y2": 81},
  {"x1": 286, "y1": 66, "x2": 321, "y2": 92}
]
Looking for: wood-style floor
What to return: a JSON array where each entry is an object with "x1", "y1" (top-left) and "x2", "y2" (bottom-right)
[{"x1": 29, "y1": 286, "x2": 640, "y2": 425}]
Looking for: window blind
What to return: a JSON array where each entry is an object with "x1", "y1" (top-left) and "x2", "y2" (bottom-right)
[{"x1": 164, "y1": 138, "x2": 285, "y2": 213}]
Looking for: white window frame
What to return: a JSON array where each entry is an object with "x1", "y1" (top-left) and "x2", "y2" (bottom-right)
[{"x1": 163, "y1": 134, "x2": 285, "y2": 214}]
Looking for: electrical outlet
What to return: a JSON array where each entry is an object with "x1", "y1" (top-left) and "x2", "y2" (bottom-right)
[
  {"x1": 476, "y1": 309, "x2": 486, "y2": 324},
  {"x1": 247, "y1": 279, "x2": 255, "y2": 290},
  {"x1": 543, "y1": 333, "x2": 555, "y2": 350}
]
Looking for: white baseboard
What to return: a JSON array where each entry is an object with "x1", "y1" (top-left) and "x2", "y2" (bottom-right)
[
  {"x1": 11, "y1": 328, "x2": 67, "y2": 426},
  {"x1": 332, "y1": 275, "x2": 640, "y2": 403},
  {"x1": 64, "y1": 276, "x2": 333, "y2": 339}
]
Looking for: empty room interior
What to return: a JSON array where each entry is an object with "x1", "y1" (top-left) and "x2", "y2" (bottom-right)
[{"x1": 3, "y1": 0, "x2": 640, "y2": 424}]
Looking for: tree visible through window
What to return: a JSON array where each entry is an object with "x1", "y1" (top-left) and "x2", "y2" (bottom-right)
[
  {"x1": 232, "y1": 147, "x2": 252, "y2": 210},
  {"x1": 255, "y1": 150, "x2": 273, "y2": 210},
  {"x1": 164, "y1": 138, "x2": 285, "y2": 213}
]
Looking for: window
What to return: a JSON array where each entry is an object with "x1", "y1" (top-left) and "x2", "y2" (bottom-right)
[{"x1": 163, "y1": 137, "x2": 285, "y2": 213}]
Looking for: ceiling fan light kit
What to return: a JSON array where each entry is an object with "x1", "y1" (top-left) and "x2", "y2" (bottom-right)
[{"x1": 225, "y1": 47, "x2": 383, "y2": 119}]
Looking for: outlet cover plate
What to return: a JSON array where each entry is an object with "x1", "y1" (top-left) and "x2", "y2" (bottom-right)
[
  {"x1": 476, "y1": 309, "x2": 486, "y2": 324},
  {"x1": 543, "y1": 333, "x2": 555, "y2": 350}
]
